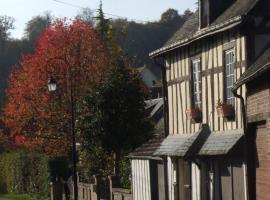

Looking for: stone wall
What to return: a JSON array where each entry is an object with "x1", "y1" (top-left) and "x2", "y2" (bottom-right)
[
  {"x1": 112, "y1": 188, "x2": 132, "y2": 200},
  {"x1": 51, "y1": 175, "x2": 132, "y2": 200}
]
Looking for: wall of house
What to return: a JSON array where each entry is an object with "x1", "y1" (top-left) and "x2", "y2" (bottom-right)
[
  {"x1": 254, "y1": 121, "x2": 270, "y2": 200},
  {"x1": 247, "y1": 75, "x2": 270, "y2": 200},
  {"x1": 131, "y1": 159, "x2": 151, "y2": 200},
  {"x1": 247, "y1": 75, "x2": 270, "y2": 120},
  {"x1": 165, "y1": 29, "x2": 247, "y2": 135}
]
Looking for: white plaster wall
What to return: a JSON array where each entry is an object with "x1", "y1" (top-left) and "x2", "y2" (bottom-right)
[
  {"x1": 192, "y1": 162, "x2": 201, "y2": 200},
  {"x1": 131, "y1": 159, "x2": 151, "y2": 200}
]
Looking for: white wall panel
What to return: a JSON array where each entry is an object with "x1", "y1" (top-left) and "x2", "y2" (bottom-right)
[{"x1": 132, "y1": 160, "x2": 151, "y2": 200}]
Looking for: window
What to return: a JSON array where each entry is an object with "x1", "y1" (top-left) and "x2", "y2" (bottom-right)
[
  {"x1": 192, "y1": 59, "x2": 202, "y2": 108},
  {"x1": 225, "y1": 49, "x2": 235, "y2": 105}
]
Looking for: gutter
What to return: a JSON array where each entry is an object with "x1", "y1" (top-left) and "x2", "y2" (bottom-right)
[
  {"x1": 150, "y1": 16, "x2": 243, "y2": 58},
  {"x1": 127, "y1": 155, "x2": 162, "y2": 161},
  {"x1": 233, "y1": 63, "x2": 270, "y2": 91}
]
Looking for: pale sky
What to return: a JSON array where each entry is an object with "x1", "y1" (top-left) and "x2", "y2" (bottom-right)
[{"x1": 0, "y1": 0, "x2": 197, "y2": 39}]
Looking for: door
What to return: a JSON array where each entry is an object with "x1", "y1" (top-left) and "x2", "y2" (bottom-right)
[
  {"x1": 219, "y1": 159, "x2": 246, "y2": 200},
  {"x1": 150, "y1": 160, "x2": 165, "y2": 200},
  {"x1": 157, "y1": 161, "x2": 166, "y2": 200},
  {"x1": 178, "y1": 159, "x2": 191, "y2": 200}
]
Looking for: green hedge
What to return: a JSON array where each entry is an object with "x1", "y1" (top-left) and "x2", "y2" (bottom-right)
[{"x1": 0, "y1": 152, "x2": 69, "y2": 197}]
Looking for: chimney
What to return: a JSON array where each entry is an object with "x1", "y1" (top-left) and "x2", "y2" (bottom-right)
[{"x1": 199, "y1": 0, "x2": 235, "y2": 29}]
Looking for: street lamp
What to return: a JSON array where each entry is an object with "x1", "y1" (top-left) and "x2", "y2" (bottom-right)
[
  {"x1": 48, "y1": 76, "x2": 78, "y2": 200},
  {"x1": 47, "y1": 77, "x2": 57, "y2": 92}
]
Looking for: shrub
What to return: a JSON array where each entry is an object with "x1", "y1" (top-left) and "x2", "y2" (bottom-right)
[
  {"x1": 0, "y1": 152, "x2": 69, "y2": 196},
  {"x1": 119, "y1": 158, "x2": 131, "y2": 189}
]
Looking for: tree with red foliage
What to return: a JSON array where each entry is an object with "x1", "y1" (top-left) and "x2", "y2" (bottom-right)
[{"x1": 3, "y1": 19, "x2": 107, "y2": 155}]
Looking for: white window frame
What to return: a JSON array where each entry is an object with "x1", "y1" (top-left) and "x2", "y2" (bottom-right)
[
  {"x1": 225, "y1": 49, "x2": 235, "y2": 105},
  {"x1": 192, "y1": 59, "x2": 202, "y2": 108}
]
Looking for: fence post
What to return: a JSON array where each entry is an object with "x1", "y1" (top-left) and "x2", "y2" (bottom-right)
[
  {"x1": 108, "y1": 175, "x2": 120, "y2": 200},
  {"x1": 50, "y1": 181, "x2": 63, "y2": 200}
]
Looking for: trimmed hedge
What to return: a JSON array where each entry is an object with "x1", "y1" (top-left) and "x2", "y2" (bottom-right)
[{"x1": 0, "y1": 152, "x2": 69, "y2": 197}]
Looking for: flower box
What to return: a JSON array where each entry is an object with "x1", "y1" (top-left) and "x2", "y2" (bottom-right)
[
  {"x1": 216, "y1": 103, "x2": 235, "y2": 118},
  {"x1": 186, "y1": 108, "x2": 202, "y2": 123}
]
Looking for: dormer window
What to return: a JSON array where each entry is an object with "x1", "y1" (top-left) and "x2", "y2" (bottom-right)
[{"x1": 200, "y1": 0, "x2": 210, "y2": 28}]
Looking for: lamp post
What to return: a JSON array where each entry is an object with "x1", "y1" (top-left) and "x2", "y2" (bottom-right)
[{"x1": 48, "y1": 76, "x2": 78, "y2": 200}]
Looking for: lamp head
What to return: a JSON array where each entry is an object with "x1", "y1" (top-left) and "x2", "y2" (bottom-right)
[{"x1": 48, "y1": 77, "x2": 57, "y2": 92}]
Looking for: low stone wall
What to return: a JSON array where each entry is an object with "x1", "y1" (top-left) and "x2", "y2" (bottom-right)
[
  {"x1": 78, "y1": 182, "x2": 97, "y2": 200},
  {"x1": 112, "y1": 188, "x2": 132, "y2": 200},
  {"x1": 51, "y1": 175, "x2": 132, "y2": 200}
]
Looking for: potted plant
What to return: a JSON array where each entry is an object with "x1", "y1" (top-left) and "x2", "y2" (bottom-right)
[
  {"x1": 186, "y1": 107, "x2": 202, "y2": 123},
  {"x1": 216, "y1": 99, "x2": 235, "y2": 118}
]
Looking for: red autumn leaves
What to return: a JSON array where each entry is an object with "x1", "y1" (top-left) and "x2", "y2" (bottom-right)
[{"x1": 2, "y1": 19, "x2": 107, "y2": 155}]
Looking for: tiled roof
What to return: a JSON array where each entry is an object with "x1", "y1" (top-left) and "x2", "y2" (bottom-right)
[
  {"x1": 233, "y1": 46, "x2": 270, "y2": 90},
  {"x1": 128, "y1": 135, "x2": 164, "y2": 159},
  {"x1": 153, "y1": 125, "x2": 209, "y2": 157},
  {"x1": 199, "y1": 129, "x2": 244, "y2": 155},
  {"x1": 150, "y1": 0, "x2": 258, "y2": 57},
  {"x1": 153, "y1": 125, "x2": 244, "y2": 157},
  {"x1": 164, "y1": 11, "x2": 199, "y2": 48},
  {"x1": 212, "y1": 0, "x2": 257, "y2": 25}
]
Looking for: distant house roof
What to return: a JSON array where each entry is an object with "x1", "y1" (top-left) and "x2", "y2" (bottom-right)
[
  {"x1": 150, "y1": 0, "x2": 258, "y2": 57},
  {"x1": 152, "y1": 80, "x2": 162, "y2": 88},
  {"x1": 145, "y1": 98, "x2": 163, "y2": 110},
  {"x1": 128, "y1": 98, "x2": 164, "y2": 160},
  {"x1": 233, "y1": 46, "x2": 270, "y2": 90}
]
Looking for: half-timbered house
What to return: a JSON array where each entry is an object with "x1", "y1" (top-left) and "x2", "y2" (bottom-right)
[{"x1": 150, "y1": 0, "x2": 270, "y2": 199}]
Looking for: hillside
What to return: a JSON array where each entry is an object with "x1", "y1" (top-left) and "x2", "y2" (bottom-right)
[
  {"x1": 0, "y1": 9, "x2": 192, "y2": 107},
  {"x1": 112, "y1": 9, "x2": 193, "y2": 78}
]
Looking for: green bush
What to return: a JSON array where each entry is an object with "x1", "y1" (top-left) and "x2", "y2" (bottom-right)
[
  {"x1": 119, "y1": 158, "x2": 131, "y2": 189},
  {"x1": 0, "y1": 152, "x2": 69, "y2": 197}
]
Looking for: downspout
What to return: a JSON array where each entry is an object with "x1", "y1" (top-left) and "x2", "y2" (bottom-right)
[
  {"x1": 232, "y1": 89, "x2": 250, "y2": 200},
  {"x1": 154, "y1": 56, "x2": 169, "y2": 200}
]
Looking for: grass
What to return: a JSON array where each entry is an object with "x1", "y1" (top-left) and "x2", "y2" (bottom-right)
[{"x1": 0, "y1": 194, "x2": 49, "y2": 200}]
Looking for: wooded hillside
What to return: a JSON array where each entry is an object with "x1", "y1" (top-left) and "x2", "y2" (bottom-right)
[{"x1": 0, "y1": 9, "x2": 193, "y2": 108}]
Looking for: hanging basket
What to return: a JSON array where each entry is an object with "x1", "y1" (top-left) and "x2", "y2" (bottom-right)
[
  {"x1": 186, "y1": 107, "x2": 202, "y2": 123},
  {"x1": 216, "y1": 103, "x2": 235, "y2": 118}
]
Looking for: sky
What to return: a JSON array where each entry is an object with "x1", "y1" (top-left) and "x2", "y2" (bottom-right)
[{"x1": 0, "y1": 0, "x2": 197, "y2": 39}]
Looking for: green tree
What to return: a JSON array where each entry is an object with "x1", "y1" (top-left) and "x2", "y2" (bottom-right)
[
  {"x1": 95, "y1": 1, "x2": 109, "y2": 40},
  {"x1": 24, "y1": 13, "x2": 52, "y2": 49},
  {"x1": 0, "y1": 15, "x2": 14, "y2": 47},
  {"x1": 80, "y1": 61, "x2": 153, "y2": 176}
]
